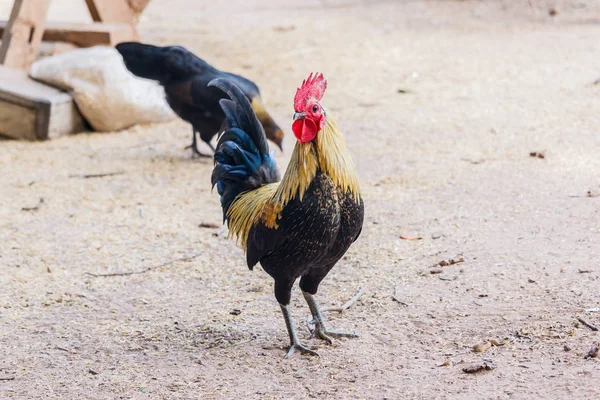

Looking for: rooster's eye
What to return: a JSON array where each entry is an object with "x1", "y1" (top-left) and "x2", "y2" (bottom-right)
[{"x1": 312, "y1": 105, "x2": 319, "y2": 113}]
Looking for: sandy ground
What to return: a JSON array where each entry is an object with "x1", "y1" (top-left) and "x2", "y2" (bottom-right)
[{"x1": 1, "y1": 0, "x2": 600, "y2": 398}]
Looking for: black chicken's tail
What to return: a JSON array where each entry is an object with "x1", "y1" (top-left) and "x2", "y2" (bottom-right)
[
  {"x1": 115, "y1": 42, "x2": 210, "y2": 83},
  {"x1": 209, "y1": 79, "x2": 280, "y2": 221}
]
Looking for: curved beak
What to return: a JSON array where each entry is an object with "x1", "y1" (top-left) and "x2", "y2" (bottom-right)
[{"x1": 293, "y1": 112, "x2": 306, "y2": 121}]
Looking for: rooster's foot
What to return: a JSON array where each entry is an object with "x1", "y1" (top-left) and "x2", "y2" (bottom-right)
[
  {"x1": 285, "y1": 342, "x2": 320, "y2": 359},
  {"x1": 184, "y1": 143, "x2": 212, "y2": 158},
  {"x1": 303, "y1": 291, "x2": 359, "y2": 345},
  {"x1": 314, "y1": 324, "x2": 358, "y2": 344},
  {"x1": 279, "y1": 303, "x2": 319, "y2": 359},
  {"x1": 186, "y1": 130, "x2": 213, "y2": 158}
]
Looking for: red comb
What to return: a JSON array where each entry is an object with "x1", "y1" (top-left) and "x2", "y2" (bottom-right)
[{"x1": 294, "y1": 73, "x2": 327, "y2": 111}]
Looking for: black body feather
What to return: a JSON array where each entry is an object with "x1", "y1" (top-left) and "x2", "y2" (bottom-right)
[{"x1": 247, "y1": 173, "x2": 364, "y2": 304}]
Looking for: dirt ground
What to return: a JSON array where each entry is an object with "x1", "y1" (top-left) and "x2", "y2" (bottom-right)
[{"x1": 1, "y1": 0, "x2": 600, "y2": 398}]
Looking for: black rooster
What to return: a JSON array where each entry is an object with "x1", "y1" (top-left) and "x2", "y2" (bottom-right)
[{"x1": 115, "y1": 42, "x2": 284, "y2": 156}]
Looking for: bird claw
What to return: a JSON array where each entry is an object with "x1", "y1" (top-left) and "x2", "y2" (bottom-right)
[
  {"x1": 184, "y1": 143, "x2": 212, "y2": 158},
  {"x1": 315, "y1": 325, "x2": 358, "y2": 344},
  {"x1": 284, "y1": 343, "x2": 320, "y2": 359}
]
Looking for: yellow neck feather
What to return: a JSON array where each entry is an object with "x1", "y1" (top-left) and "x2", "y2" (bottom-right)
[
  {"x1": 226, "y1": 113, "x2": 360, "y2": 247},
  {"x1": 274, "y1": 114, "x2": 361, "y2": 205}
]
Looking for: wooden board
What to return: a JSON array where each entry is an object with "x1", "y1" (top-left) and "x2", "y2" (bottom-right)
[
  {"x1": 0, "y1": 65, "x2": 84, "y2": 140},
  {"x1": 0, "y1": 21, "x2": 137, "y2": 47},
  {"x1": 0, "y1": 0, "x2": 51, "y2": 70},
  {"x1": 127, "y1": 0, "x2": 152, "y2": 15},
  {"x1": 85, "y1": 0, "x2": 139, "y2": 32},
  {"x1": 85, "y1": 0, "x2": 151, "y2": 21}
]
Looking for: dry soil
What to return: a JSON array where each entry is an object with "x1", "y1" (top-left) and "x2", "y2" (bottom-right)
[{"x1": 1, "y1": 0, "x2": 599, "y2": 399}]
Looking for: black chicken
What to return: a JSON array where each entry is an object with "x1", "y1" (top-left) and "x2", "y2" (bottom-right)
[{"x1": 115, "y1": 42, "x2": 284, "y2": 156}]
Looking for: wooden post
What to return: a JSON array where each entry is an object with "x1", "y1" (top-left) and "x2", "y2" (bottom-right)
[
  {"x1": 85, "y1": 0, "x2": 142, "y2": 23},
  {"x1": 84, "y1": 0, "x2": 146, "y2": 40},
  {"x1": 126, "y1": 0, "x2": 151, "y2": 15},
  {"x1": 0, "y1": 0, "x2": 51, "y2": 70}
]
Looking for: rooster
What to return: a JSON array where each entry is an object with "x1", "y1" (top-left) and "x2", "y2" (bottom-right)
[
  {"x1": 210, "y1": 73, "x2": 364, "y2": 358},
  {"x1": 115, "y1": 42, "x2": 284, "y2": 156}
]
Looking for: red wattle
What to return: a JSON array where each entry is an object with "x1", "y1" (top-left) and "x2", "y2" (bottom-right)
[{"x1": 292, "y1": 118, "x2": 318, "y2": 143}]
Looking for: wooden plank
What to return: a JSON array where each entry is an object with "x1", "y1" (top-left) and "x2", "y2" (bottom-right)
[
  {"x1": 0, "y1": 21, "x2": 137, "y2": 47},
  {"x1": 0, "y1": 0, "x2": 51, "y2": 70},
  {"x1": 127, "y1": 0, "x2": 151, "y2": 15},
  {"x1": 0, "y1": 99, "x2": 37, "y2": 140},
  {"x1": 38, "y1": 41, "x2": 79, "y2": 58},
  {"x1": 85, "y1": 0, "x2": 139, "y2": 25},
  {"x1": 0, "y1": 65, "x2": 84, "y2": 140},
  {"x1": 45, "y1": 96, "x2": 84, "y2": 140},
  {"x1": 41, "y1": 22, "x2": 138, "y2": 46}
]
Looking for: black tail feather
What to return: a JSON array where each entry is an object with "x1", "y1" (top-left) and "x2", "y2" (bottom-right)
[
  {"x1": 209, "y1": 79, "x2": 270, "y2": 155},
  {"x1": 209, "y1": 79, "x2": 280, "y2": 221}
]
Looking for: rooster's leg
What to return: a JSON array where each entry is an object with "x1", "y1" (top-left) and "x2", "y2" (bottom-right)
[
  {"x1": 279, "y1": 304, "x2": 319, "y2": 359},
  {"x1": 302, "y1": 291, "x2": 358, "y2": 344},
  {"x1": 185, "y1": 130, "x2": 212, "y2": 158}
]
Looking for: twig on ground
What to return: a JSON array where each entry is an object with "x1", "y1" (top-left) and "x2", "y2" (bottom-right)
[
  {"x1": 436, "y1": 257, "x2": 465, "y2": 267},
  {"x1": 392, "y1": 286, "x2": 409, "y2": 306},
  {"x1": 69, "y1": 171, "x2": 125, "y2": 179},
  {"x1": 199, "y1": 222, "x2": 220, "y2": 228},
  {"x1": 86, "y1": 253, "x2": 203, "y2": 277},
  {"x1": 0, "y1": 376, "x2": 15, "y2": 381},
  {"x1": 463, "y1": 359, "x2": 496, "y2": 373},
  {"x1": 568, "y1": 191, "x2": 599, "y2": 198},
  {"x1": 21, "y1": 197, "x2": 44, "y2": 211},
  {"x1": 577, "y1": 317, "x2": 599, "y2": 332},
  {"x1": 584, "y1": 344, "x2": 599, "y2": 359},
  {"x1": 461, "y1": 158, "x2": 486, "y2": 165},
  {"x1": 320, "y1": 286, "x2": 365, "y2": 313},
  {"x1": 400, "y1": 234, "x2": 422, "y2": 241},
  {"x1": 233, "y1": 336, "x2": 258, "y2": 347}
]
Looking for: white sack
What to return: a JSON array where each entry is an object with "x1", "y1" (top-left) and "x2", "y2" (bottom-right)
[{"x1": 30, "y1": 46, "x2": 175, "y2": 132}]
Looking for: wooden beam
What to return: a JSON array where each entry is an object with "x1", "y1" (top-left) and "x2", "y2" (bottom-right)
[
  {"x1": 127, "y1": 0, "x2": 151, "y2": 15},
  {"x1": 0, "y1": 65, "x2": 84, "y2": 140},
  {"x1": 84, "y1": 0, "x2": 139, "y2": 40},
  {"x1": 85, "y1": 0, "x2": 137, "y2": 24},
  {"x1": 0, "y1": 0, "x2": 51, "y2": 70},
  {"x1": 0, "y1": 21, "x2": 138, "y2": 47},
  {"x1": 40, "y1": 22, "x2": 138, "y2": 46}
]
